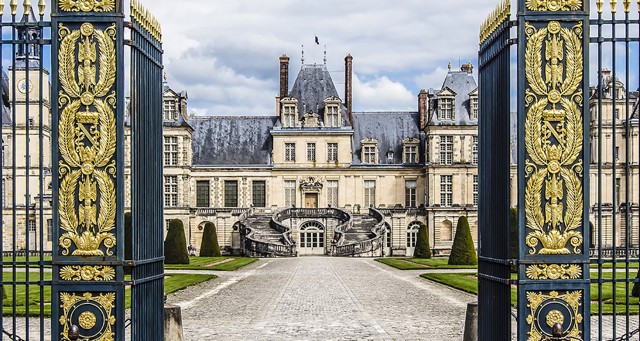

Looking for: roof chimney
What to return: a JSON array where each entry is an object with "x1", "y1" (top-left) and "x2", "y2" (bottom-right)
[
  {"x1": 345, "y1": 54, "x2": 353, "y2": 125},
  {"x1": 279, "y1": 54, "x2": 290, "y2": 100},
  {"x1": 418, "y1": 89, "x2": 428, "y2": 129}
]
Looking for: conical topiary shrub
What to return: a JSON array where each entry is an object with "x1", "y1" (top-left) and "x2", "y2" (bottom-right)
[
  {"x1": 448, "y1": 216, "x2": 478, "y2": 265},
  {"x1": 510, "y1": 207, "x2": 519, "y2": 260},
  {"x1": 164, "y1": 219, "x2": 189, "y2": 264},
  {"x1": 632, "y1": 270, "x2": 640, "y2": 297},
  {"x1": 199, "y1": 222, "x2": 222, "y2": 257},
  {"x1": 413, "y1": 222, "x2": 431, "y2": 259}
]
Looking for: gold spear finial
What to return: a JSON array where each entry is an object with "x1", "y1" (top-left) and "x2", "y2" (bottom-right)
[
  {"x1": 597, "y1": 0, "x2": 604, "y2": 12},
  {"x1": 37, "y1": 0, "x2": 44, "y2": 16},
  {"x1": 0, "y1": 0, "x2": 5, "y2": 15},
  {"x1": 611, "y1": 0, "x2": 618, "y2": 13},
  {"x1": 10, "y1": 0, "x2": 17, "y2": 15},
  {"x1": 23, "y1": 0, "x2": 30, "y2": 16},
  {"x1": 624, "y1": 0, "x2": 631, "y2": 12}
]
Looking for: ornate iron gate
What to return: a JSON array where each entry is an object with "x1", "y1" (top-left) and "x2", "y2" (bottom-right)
[
  {"x1": 0, "y1": 0, "x2": 164, "y2": 340},
  {"x1": 480, "y1": 0, "x2": 640, "y2": 340}
]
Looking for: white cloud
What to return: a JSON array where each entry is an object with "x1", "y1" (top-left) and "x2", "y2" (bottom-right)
[{"x1": 352, "y1": 74, "x2": 415, "y2": 112}]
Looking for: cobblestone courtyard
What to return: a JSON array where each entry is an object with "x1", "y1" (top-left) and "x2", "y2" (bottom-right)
[{"x1": 167, "y1": 257, "x2": 476, "y2": 341}]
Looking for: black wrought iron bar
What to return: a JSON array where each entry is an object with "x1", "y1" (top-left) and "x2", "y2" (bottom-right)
[
  {"x1": 623, "y1": 7, "x2": 631, "y2": 336},
  {"x1": 10, "y1": 8, "x2": 18, "y2": 338},
  {"x1": 612, "y1": 9, "x2": 619, "y2": 338},
  {"x1": 24, "y1": 10, "x2": 33, "y2": 336},
  {"x1": 37, "y1": 11, "x2": 45, "y2": 338},
  {"x1": 597, "y1": 7, "x2": 604, "y2": 340},
  {"x1": 0, "y1": 6, "x2": 5, "y2": 336},
  {"x1": 590, "y1": 37, "x2": 640, "y2": 42}
]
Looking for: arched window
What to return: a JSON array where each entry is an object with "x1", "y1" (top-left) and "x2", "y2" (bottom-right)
[
  {"x1": 407, "y1": 221, "x2": 421, "y2": 247},
  {"x1": 299, "y1": 221, "x2": 325, "y2": 248}
]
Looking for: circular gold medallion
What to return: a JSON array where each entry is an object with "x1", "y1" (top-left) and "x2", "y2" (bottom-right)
[
  {"x1": 78, "y1": 311, "x2": 97, "y2": 330},
  {"x1": 546, "y1": 310, "x2": 565, "y2": 328}
]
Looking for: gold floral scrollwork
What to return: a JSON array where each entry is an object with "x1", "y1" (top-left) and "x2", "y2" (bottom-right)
[
  {"x1": 526, "y1": 291, "x2": 583, "y2": 341},
  {"x1": 60, "y1": 265, "x2": 116, "y2": 281},
  {"x1": 59, "y1": 0, "x2": 115, "y2": 12},
  {"x1": 525, "y1": 264, "x2": 582, "y2": 280},
  {"x1": 524, "y1": 21, "x2": 584, "y2": 255},
  {"x1": 58, "y1": 22, "x2": 118, "y2": 256},
  {"x1": 60, "y1": 292, "x2": 116, "y2": 340},
  {"x1": 525, "y1": 0, "x2": 583, "y2": 11}
]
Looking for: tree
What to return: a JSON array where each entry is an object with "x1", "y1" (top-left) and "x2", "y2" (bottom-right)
[
  {"x1": 164, "y1": 219, "x2": 189, "y2": 264},
  {"x1": 124, "y1": 212, "x2": 133, "y2": 275},
  {"x1": 633, "y1": 270, "x2": 640, "y2": 297},
  {"x1": 199, "y1": 222, "x2": 222, "y2": 257},
  {"x1": 448, "y1": 216, "x2": 478, "y2": 265},
  {"x1": 413, "y1": 222, "x2": 431, "y2": 258}
]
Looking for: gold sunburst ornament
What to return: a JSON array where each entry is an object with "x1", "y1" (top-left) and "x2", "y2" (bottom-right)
[
  {"x1": 523, "y1": 21, "x2": 584, "y2": 255},
  {"x1": 58, "y1": 22, "x2": 118, "y2": 256}
]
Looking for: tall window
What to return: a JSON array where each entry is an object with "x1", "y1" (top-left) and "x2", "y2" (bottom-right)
[
  {"x1": 47, "y1": 219, "x2": 53, "y2": 242},
  {"x1": 439, "y1": 97, "x2": 454, "y2": 120},
  {"x1": 440, "y1": 175, "x2": 453, "y2": 207},
  {"x1": 28, "y1": 220, "x2": 36, "y2": 232},
  {"x1": 252, "y1": 181, "x2": 266, "y2": 207},
  {"x1": 440, "y1": 136, "x2": 453, "y2": 165},
  {"x1": 285, "y1": 143, "x2": 296, "y2": 162},
  {"x1": 473, "y1": 175, "x2": 479, "y2": 207},
  {"x1": 164, "y1": 136, "x2": 178, "y2": 166},
  {"x1": 327, "y1": 143, "x2": 338, "y2": 162},
  {"x1": 472, "y1": 135, "x2": 478, "y2": 165},
  {"x1": 363, "y1": 146, "x2": 376, "y2": 164},
  {"x1": 196, "y1": 180, "x2": 210, "y2": 207},
  {"x1": 404, "y1": 145, "x2": 418, "y2": 164},
  {"x1": 224, "y1": 180, "x2": 238, "y2": 208},
  {"x1": 283, "y1": 104, "x2": 296, "y2": 128},
  {"x1": 364, "y1": 180, "x2": 376, "y2": 207},
  {"x1": 405, "y1": 180, "x2": 417, "y2": 207},
  {"x1": 284, "y1": 180, "x2": 296, "y2": 207},
  {"x1": 470, "y1": 96, "x2": 478, "y2": 120},
  {"x1": 616, "y1": 178, "x2": 621, "y2": 206},
  {"x1": 325, "y1": 105, "x2": 340, "y2": 127},
  {"x1": 164, "y1": 175, "x2": 178, "y2": 207},
  {"x1": 407, "y1": 222, "x2": 420, "y2": 247},
  {"x1": 327, "y1": 180, "x2": 338, "y2": 207},
  {"x1": 307, "y1": 143, "x2": 316, "y2": 162},
  {"x1": 163, "y1": 100, "x2": 177, "y2": 121}
]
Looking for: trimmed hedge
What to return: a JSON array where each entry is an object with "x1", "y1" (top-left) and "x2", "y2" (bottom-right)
[
  {"x1": 448, "y1": 216, "x2": 478, "y2": 265},
  {"x1": 413, "y1": 222, "x2": 432, "y2": 259},
  {"x1": 510, "y1": 207, "x2": 518, "y2": 260},
  {"x1": 199, "y1": 222, "x2": 222, "y2": 257},
  {"x1": 164, "y1": 219, "x2": 189, "y2": 264},
  {"x1": 633, "y1": 270, "x2": 640, "y2": 297},
  {"x1": 124, "y1": 212, "x2": 133, "y2": 275}
]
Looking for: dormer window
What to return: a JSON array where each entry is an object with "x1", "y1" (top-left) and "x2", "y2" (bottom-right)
[
  {"x1": 403, "y1": 138, "x2": 419, "y2": 164},
  {"x1": 324, "y1": 96, "x2": 341, "y2": 128},
  {"x1": 469, "y1": 92, "x2": 478, "y2": 120},
  {"x1": 163, "y1": 99, "x2": 177, "y2": 121},
  {"x1": 386, "y1": 150, "x2": 394, "y2": 163},
  {"x1": 281, "y1": 97, "x2": 298, "y2": 128},
  {"x1": 439, "y1": 97, "x2": 455, "y2": 120},
  {"x1": 361, "y1": 139, "x2": 378, "y2": 164}
]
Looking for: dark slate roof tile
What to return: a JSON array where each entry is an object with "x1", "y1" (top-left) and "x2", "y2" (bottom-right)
[
  {"x1": 431, "y1": 70, "x2": 477, "y2": 126},
  {"x1": 351, "y1": 112, "x2": 424, "y2": 165},
  {"x1": 289, "y1": 64, "x2": 343, "y2": 121},
  {"x1": 191, "y1": 116, "x2": 276, "y2": 166}
]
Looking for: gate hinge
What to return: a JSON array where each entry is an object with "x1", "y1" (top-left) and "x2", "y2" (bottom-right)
[{"x1": 508, "y1": 38, "x2": 518, "y2": 45}]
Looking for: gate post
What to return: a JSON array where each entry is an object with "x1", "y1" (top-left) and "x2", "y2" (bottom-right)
[
  {"x1": 51, "y1": 1, "x2": 126, "y2": 340},
  {"x1": 517, "y1": 0, "x2": 590, "y2": 340}
]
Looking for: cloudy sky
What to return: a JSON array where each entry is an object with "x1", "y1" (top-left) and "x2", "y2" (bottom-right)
[{"x1": 136, "y1": 0, "x2": 501, "y2": 116}]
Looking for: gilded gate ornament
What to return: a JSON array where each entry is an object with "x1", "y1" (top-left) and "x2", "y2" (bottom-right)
[
  {"x1": 525, "y1": 0, "x2": 583, "y2": 11},
  {"x1": 60, "y1": 265, "x2": 116, "y2": 281},
  {"x1": 525, "y1": 264, "x2": 582, "y2": 280},
  {"x1": 526, "y1": 291, "x2": 583, "y2": 340},
  {"x1": 60, "y1": 292, "x2": 116, "y2": 340},
  {"x1": 58, "y1": 22, "x2": 118, "y2": 256},
  {"x1": 59, "y1": 0, "x2": 115, "y2": 12},
  {"x1": 524, "y1": 21, "x2": 584, "y2": 255}
]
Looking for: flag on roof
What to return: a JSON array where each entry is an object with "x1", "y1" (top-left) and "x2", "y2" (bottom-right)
[{"x1": 315, "y1": 36, "x2": 319, "y2": 45}]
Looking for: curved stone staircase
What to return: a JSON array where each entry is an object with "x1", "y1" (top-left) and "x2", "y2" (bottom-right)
[{"x1": 238, "y1": 207, "x2": 386, "y2": 257}]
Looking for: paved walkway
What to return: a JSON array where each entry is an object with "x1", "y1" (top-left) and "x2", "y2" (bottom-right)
[{"x1": 167, "y1": 257, "x2": 476, "y2": 340}]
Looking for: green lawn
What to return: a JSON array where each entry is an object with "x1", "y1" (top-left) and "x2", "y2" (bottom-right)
[
  {"x1": 164, "y1": 256, "x2": 258, "y2": 271},
  {"x1": 2, "y1": 272, "x2": 216, "y2": 317},
  {"x1": 375, "y1": 257, "x2": 477, "y2": 270},
  {"x1": 421, "y1": 272, "x2": 639, "y2": 315}
]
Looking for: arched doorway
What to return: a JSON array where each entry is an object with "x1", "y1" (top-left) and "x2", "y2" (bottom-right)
[
  {"x1": 406, "y1": 221, "x2": 421, "y2": 256},
  {"x1": 298, "y1": 221, "x2": 325, "y2": 256}
]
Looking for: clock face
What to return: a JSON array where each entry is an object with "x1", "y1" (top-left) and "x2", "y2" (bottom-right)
[{"x1": 17, "y1": 79, "x2": 33, "y2": 94}]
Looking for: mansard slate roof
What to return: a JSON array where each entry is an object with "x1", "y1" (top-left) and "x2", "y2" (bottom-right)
[
  {"x1": 431, "y1": 70, "x2": 478, "y2": 126},
  {"x1": 288, "y1": 64, "x2": 350, "y2": 126},
  {"x1": 351, "y1": 112, "x2": 424, "y2": 166},
  {"x1": 191, "y1": 116, "x2": 276, "y2": 166}
]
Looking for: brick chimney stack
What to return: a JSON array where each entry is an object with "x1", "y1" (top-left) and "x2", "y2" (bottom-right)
[
  {"x1": 345, "y1": 54, "x2": 353, "y2": 125},
  {"x1": 418, "y1": 89, "x2": 428, "y2": 129},
  {"x1": 279, "y1": 54, "x2": 290, "y2": 100}
]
